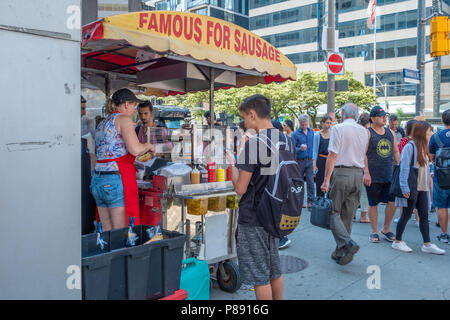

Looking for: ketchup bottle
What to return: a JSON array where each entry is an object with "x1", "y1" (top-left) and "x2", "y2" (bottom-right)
[
  {"x1": 207, "y1": 162, "x2": 216, "y2": 182},
  {"x1": 226, "y1": 166, "x2": 232, "y2": 181}
]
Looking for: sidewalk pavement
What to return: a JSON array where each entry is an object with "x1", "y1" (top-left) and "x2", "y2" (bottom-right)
[{"x1": 210, "y1": 205, "x2": 450, "y2": 300}]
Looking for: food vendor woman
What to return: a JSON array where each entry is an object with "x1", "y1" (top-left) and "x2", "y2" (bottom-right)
[{"x1": 91, "y1": 89, "x2": 154, "y2": 231}]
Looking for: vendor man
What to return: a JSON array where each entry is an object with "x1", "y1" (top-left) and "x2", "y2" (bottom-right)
[{"x1": 135, "y1": 101, "x2": 171, "y2": 148}]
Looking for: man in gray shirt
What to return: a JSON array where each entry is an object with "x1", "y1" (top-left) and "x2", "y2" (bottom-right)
[{"x1": 321, "y1": 103, "x2": 369, "y2": 265}]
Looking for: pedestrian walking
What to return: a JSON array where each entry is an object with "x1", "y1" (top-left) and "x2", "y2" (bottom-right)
[
  {"x1": 227, "y1": 94, "x2": 291, "y2": 300},
  {"x1": 283, "y1": 120, "x2": 294, "y2": 138},
  {"x1": 292, "y1": 114, "x2": 315, "y2": 208},
  {"x1": 321, "y1": 103, "x2": 369, "y2": 265},
  {"x1": 388, "y1": 114, "x2": 406, "y2": 144},
  {"x1": 392, "y1": 121, "x2": 445, "y2": 254},
  {"x1": 429, "y1": 109, "x2": 450, "y2": 244},
  {"x1": 313, "y1": 116, "x2": 332, "y2": 197},
  {"x1": 357, "y1": 112, "x2": 371, "y2": 223},
  {"x1": 364, "y1": 106, "x2": 400, "y2": 243}
]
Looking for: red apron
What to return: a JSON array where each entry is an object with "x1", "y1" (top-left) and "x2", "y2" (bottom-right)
[{"x1": 96, "y1": 153, "x2": 140, "y2": 225}]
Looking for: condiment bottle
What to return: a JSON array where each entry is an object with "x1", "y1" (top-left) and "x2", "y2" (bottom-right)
[
  {"x1": 190, "y1": 167, "x2": 200, "y2": 184},
  {"x1": 207, "y1": 161, "x2": 216, "y2": 183},
  {"x1": 226, "y1": 166, "x2": 232, "y2": 181},
  {"x1": 200, "y1": 166, "x2": 208, "y2": 183},
  {"x1": 216, "y1": 166, "x2": 225, "y2": 182}
]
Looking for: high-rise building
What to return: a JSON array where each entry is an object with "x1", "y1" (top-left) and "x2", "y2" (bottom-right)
[
  {"x1": 154, "y1": 0, "x2": 249, "y2": 29},
  {"x1": 250, "y1": 0, "x2": 450, "y2": 115}
]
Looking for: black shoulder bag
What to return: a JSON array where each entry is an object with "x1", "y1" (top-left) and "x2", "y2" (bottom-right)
[{"x1": 389, "y1": 143, "x2": 418, "y2": 201}]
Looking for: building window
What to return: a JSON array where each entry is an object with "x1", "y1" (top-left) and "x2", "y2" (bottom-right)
[
  {"x1": 250, "y1": 3, "x2": 318, "y2": 30},
  {"x1": 442, "y1": 69, "x2": 450, "y2": 83},
  {"x1": 365, "y1": 72, "x2": 417, "y2": 97},
  {"x1": 249, "y1": 0, "x2": 290, "y2": 10},
  {"x1": 263, "y1": 27, "x2": 318, "y2": 48}
]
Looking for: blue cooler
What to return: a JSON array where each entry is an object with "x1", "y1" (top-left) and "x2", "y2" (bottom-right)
[{"x1": 180, "y1": 258, "x2": 210, "y2": 300}]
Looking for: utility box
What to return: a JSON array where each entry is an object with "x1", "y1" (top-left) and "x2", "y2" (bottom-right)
[{"x1": 0, "y1": 0, "x2": 81, "y2": 299}]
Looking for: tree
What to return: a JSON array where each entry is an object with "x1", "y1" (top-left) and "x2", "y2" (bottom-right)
[{"x1": 161, "y1": 71, "x2": 377, "y2": 127}]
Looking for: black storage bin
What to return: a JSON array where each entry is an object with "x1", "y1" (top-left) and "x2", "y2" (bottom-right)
[{"x1": 82, "y1": 225, "x2": 186, "y2": 300}]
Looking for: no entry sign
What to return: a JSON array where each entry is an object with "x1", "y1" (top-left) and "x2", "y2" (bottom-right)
[{"x1": 327, "y1": 53, "x2": 344, "y2": 75}]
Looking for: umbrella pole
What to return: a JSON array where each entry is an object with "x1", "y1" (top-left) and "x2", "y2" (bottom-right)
[{"x1": 209, "y1": 67, "x2": 215, "y2": 162}]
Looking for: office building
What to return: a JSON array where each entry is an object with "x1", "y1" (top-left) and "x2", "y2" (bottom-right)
[
  {"x1": 250, "y1": 0, "x2": 450, "y2": 115},
  {"x1": 155, "y1": 0, "x2": 249, "y2": 28}
]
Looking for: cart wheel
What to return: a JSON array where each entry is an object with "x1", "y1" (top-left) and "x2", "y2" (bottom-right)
[{"x1": 217, "y1": 261, "x2": 241, "y2": 293}]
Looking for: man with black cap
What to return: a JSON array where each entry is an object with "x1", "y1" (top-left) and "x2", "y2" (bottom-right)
[{"x1": 364, "y1": 106, "x2": 400, "y2": 243}]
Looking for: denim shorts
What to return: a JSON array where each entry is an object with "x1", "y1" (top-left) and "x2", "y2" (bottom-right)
[
  {"x1": 433, "y1": 180, "x2": 450, "y2": 209},
  {"x1": 90, "y1": 173, "x2": 125, "y2": 208}
]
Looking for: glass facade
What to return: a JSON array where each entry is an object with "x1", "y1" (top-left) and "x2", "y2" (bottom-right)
[
  {"x1": 365, "y1": 72, "x2": 417, "y2": 97},
  {"x1": 187, "y1": 0, "x2": 248, "y2": 15},
  {"x1": 210, "y1": 7, "x2": 249, "y2": 28},
  {"x1": 339, "y1": 37, "x2": 429, "y2": 60},
  {"x1": 337, "y1": 0, "x2": 408, "y2": 13},
  {"x1": 442, "y1": 69, "x2": 450, "y2": 83},
  {"x1": 286, "y1": 51, "x2": 324, "y2": 64},
  {"x1": 250, "y1": 3, "x2": 319, "y2": 30},
  {"x1": 249, "y1": 0, "x2": 290, "y2": 10},
  {"x1": 262, "y1": 27, "x2": 318, "y2": 48},
  {"x1": 155, "y1": 0, "x2": 184, "y2": 10}
]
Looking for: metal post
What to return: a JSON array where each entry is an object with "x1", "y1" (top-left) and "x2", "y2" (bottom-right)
[
  {"x1": 373, "y1": 13, "x2": 377, "y2": 97},
  {"x1": 433, "y1": 0, "x2": 442, "y2": 117},
  {"x1": 327, "y1": 0, "x2": 336, "y2": 115},
  {"x1": 416, "y1": 0, "x2": 426, "y2": 116},
  {"x1": 209, "y1": 68, "x2": 215, "y2": 161}
]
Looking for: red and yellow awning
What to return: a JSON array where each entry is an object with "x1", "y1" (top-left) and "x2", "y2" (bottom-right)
[{"x1": 82, "y1": 11, "x2": 296, "y2": 95}]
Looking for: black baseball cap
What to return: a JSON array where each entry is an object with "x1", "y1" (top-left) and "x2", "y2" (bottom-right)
[
  {"x1": 111, "y1": 88, "x2": 144, "y2": 106},
  {"x1": 370, "y1": 105, "x2": 389, "y2": 118}
]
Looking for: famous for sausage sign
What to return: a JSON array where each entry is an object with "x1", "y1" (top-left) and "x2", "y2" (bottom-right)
[{"x1": 82, "y1": 11, "x2": 297, "y2": 81}]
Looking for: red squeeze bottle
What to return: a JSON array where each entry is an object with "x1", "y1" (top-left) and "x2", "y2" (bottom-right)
[
  {"x1": 226, "y1": 166, "x2": 232, "y2": 181},
  {"x1": 207, "y1": 162, "x2": 216, "y2": 182}
]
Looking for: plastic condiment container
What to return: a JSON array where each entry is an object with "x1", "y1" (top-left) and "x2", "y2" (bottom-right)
[
  {"x1": 209, "y1": 165, "x2": 227, "y2": 212},
  {"x1": 187, "y1": 167, "x2": 208, "y2": 215}
]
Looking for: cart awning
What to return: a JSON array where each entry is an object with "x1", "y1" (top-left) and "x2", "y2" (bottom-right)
[{"x1": 81, "y1": 11, "x2": 297, "y2": 95}]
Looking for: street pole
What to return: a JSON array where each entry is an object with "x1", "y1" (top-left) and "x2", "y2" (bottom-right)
[
  {"x1": 416, "y1": 0, "x2": 426, "y2": 116},
  {"x1": 373, "y1": 13, "x2": 377, "y2": 97},
  {"x1": 327, "y1": 0, "x2": 336, "y2": 117},
  {"x1": 432, "y1": 0, "x2": 442, "y2": 117}
]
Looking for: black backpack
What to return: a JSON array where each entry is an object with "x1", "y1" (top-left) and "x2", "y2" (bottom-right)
[
  {"x1": 253, "y1": 133, "x2": 304, "y2": 238},
  {"x1": 434, "y1": 133, "x2": 450, "y2": 190}
]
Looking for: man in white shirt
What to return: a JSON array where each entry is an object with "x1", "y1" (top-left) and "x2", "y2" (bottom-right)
[{"x1": 321, "y1": 103, "x2": 369, "y2": 265}]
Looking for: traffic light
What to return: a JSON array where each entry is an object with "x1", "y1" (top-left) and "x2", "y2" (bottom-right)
[{"x1": 430, "y1": 16, "x2": 449, "y2": 57}]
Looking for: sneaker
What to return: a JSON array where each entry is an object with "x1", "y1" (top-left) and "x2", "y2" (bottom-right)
[
  {"x1": 278, "y1": 237, "x2": 291, "y2": 250},
  {"x1": 392, "y1": 241, "x2": 413, "y2": 253},
  {"x1": 437, "y1": 233, "x2": 450, "y2": 243},
  {"x1": 421, "y1": 244, "x2": 446, "y2": 255}
]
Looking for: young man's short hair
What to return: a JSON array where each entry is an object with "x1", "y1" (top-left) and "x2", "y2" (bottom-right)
[
  {"x1": 389, "y1": 114, "x2": 398, "y2": 122},
  {"x1": 138, "y1": 101, "x2": 153, "y2": 112},
  {"x1": 239, "y1": 94, "x2": 271, "y2": 119},
  {"x1": 442, "y1": 109, "x2": 450, "y2": 126}
]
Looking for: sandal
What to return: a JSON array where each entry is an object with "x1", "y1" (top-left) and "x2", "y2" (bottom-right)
[
  {"x1": 381, "y1": 231, "x2": 395, "y2": 242},
  {"x1": 359, "y1": 218, "x2": 370, "y2": 223},
  {"x1": 369, "y1": 233, "x2": 380, "y2": 243}
]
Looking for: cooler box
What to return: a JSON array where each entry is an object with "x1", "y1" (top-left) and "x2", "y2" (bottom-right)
[
  {"x1": 139, "y1": 190, "x2": 162, "y2": 227},
  {"x1": 180, "y1": 258, "x2": 210, "y2": 300}
]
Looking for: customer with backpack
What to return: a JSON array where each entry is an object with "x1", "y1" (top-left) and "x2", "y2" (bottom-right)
[
  {"x1": 429, "y1": 109, "x2": 450, "y2": 244},
  {"x1": 392, "y1": 121, "x2": 445, "y2": 254},
  {"x1": 226, "y1": 95, "x2": 301, "y2": 300},
  {"x1": 321, "y1": 103, "x2": 369, "y2": 265}
]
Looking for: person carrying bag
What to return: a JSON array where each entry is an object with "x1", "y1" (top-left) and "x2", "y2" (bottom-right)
[{"x1": 310, "y1": 193, "x2": 333, "y2": 230}]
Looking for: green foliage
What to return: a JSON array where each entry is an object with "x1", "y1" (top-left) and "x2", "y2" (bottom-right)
[{"x1": 161, "y1": 71, "x2": 378, "y2": 127}]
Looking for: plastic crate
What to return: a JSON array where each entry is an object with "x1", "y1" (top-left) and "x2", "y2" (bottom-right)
[
  {"x1": 180, "y1": 258, "x2": 210, "y2": 300},
  {"x1": 82, "y1": 225, "x2": 186, "y2": 300}
]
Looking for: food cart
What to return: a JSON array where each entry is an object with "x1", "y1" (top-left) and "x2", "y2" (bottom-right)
[{"x1": 81, "y1": 11, "x2": 297, "y2": 294}]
